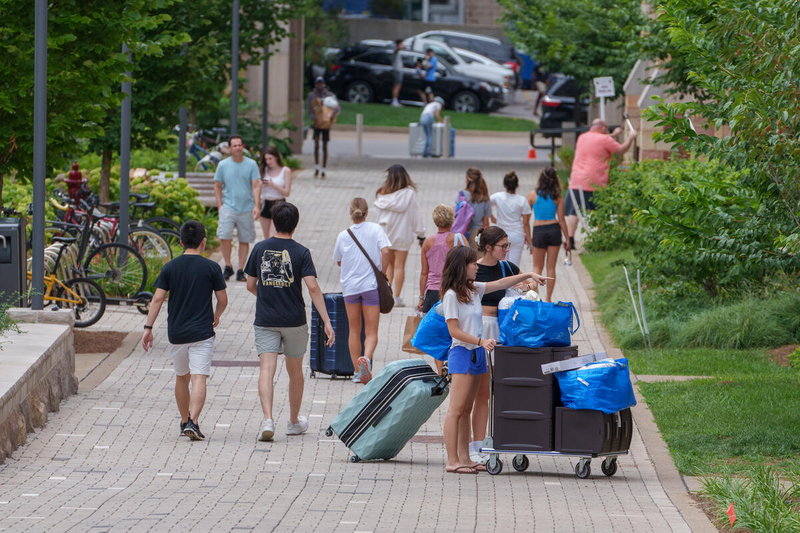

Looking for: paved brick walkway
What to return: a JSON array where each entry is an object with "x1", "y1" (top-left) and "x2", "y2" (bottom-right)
[{"x1": 0, "y1": 159, "x2": 692, "y2": 532}]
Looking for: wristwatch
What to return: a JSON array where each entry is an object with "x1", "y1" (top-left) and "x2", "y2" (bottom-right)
[{"x1": 418, "y1": 295, "x2": 425, "y2": 300}]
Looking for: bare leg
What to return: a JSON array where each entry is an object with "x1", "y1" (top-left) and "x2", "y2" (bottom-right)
[
  {"x1": 284, "y1": 356, "x2": 305, "y2": 424},
  {"x1": 444, "y1": 373, "x2": 481, "y2": 472},
  {"x1": 566, "y1": 215, "x2": 579, "y2": 239},
  {"x1": 238, "y1": 242, "x2": 249, "y2": 272},
  {"x1": 175, "y1": 373, "x2": 191, "y2": 423},
  {"x1": 532, "y1": 247, "x2": 546, "y2": 276},
  {"x1": 221, "y1": 239, "x2": 233, "y2": 268},
  {"x1": 344, "y1": 301, "x2": 363, "y2": 369},
  {"x1": 434, "y1": 359, "x2": 444, "y2": 375},
  {"x1": 459, "y1": 375, "x2": 481, "y2": 465},
  {"x1": 258, "y1": 352, "x2": 279, "y2": 421},
  {"x1": 259, "y1": 217, "x2": 272, "y2": 240},
  {"x1": 362, "y1": 304, "x2": 380, "y2": 360},
  {"x1": 392, "y1": 84, "x2": 401, "y2": 100},
  {"x1": 384, "y1": 249, "x2": 396, "y2": 287},
  {"x1": 393, "y1": 250, "x2": 409, "y2": 298},
  {"x1": 472, "y1": 370, "x2": 490, "y2": 442},
  {"x1": 545, "y1": 245, "x2": 560, "y2": 302},
  {"x1": 189, "y1": 374, "x2": 207, "y2": 422}
]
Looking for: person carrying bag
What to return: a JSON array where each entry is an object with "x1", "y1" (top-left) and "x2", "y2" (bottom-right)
[{"x1": 348, "y1": 229, "x2": 395, "y2": 314}]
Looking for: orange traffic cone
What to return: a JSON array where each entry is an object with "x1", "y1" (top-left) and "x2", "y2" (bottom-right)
[{"x1": 528, "y1": 148, "x2": 537, "y2": 159}]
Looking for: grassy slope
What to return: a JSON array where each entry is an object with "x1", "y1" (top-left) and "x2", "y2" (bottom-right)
[
  {"x1": 308, "y1": 102, "x2": 537, "y2": 132},
  {"x1": 581, "y1": 249, "x2": 800, "y2": 476}
]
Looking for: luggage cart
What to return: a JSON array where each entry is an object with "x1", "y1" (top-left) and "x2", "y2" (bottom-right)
[{"x1": 481, "y1": 345, "x2": 629, "y2": 478}]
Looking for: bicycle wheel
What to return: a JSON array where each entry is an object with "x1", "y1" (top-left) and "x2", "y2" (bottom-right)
[
  {"x1": 129, "y1": 227, "x2": 172, "y2": 263},
  {"x1": 56, "y1": 277, "x2": 106, "y2": 328},
  {"x1": 158, "y1": 229, "x2": 183, "y2": 258},
  {"x1": 143, "y1": 216, "x2": 181, "y2": 233},
  {"x1": 83, "y1": 242, "x2": 147, "y2": 301}
]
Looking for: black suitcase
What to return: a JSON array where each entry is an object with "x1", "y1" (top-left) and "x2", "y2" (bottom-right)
[
  {"x1": 554, "y1": 407, "x2": 633, "y2": 454},
  {"x1": 309, "y1": 293, "x2": 362, "y2": 379}
]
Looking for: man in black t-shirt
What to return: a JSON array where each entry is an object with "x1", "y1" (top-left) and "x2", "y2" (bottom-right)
[
  {"x1": 245, "y1": 202, "x2": 334, "y2": 442},
  {"x1": 142, "y1": 221, "x2": 228, "y2": 441}
]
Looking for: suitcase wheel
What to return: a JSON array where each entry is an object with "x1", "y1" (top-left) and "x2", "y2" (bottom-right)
[
  {"x1": 512, "y1": 454, "x2": 529, "y2": 473},
  {"x1": 487, "y1": 455, "x2": 503, "y2": 475},
  {"x1": 310, "y1": 370, "x2": 316, "y2": 378},
  {"x1": 601, "y1": 457, "x2": 618, "y2": 477},
  {"x1": 324, "y1": 427, "x2": 333, "y2": 437},
  {"x1": 350, "y1": 455, "x2": 361, "y2": 463},
  {"x1": 575, "y1": 459, "x2": 591, "y2": 479},
  {"x1": 331, "y1": 373, "x2": 337, "y2": 379}
]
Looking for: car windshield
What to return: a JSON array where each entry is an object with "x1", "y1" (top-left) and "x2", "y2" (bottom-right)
[
  {"x1": 553, "y1": 78, "x2": 579, "y2": 97},
  {"x1": 352, "y1": 51, "x2": 391, "y2": 66}
]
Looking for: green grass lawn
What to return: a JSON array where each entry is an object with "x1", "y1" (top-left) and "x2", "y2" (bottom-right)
[
  {"x1": 307, "y1": 102, "x2": 537, "y2": 132},
  {"x1": 581, "y1": 249, "x2": 800, "y2": 477}
]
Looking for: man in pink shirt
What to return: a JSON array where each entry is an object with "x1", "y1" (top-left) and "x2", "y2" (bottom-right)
[{"x1": 565, "y1": 118, "x2": 636, "y2": 249}]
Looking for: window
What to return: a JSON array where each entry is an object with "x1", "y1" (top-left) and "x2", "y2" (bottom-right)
[
  {"x1": 554, "y1": 79, "x2": 579, "y2": 97},
  {"x1": 353, "y1": 51, "x2": 391, "y2": 66},
  {"x1": 428, "y1": 44, "x2": 458, "y2": 66},
  {"x1": 458, "y1": 53, "x2": 476, "y2": 64},
  {"x1": 401, "y1": 53, "x2": 424, "y2": 69},
  {"x1": 444, "y1": 36, "x2": 471, "y2": 49}
]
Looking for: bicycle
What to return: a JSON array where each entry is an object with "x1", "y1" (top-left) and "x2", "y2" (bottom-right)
[{"x1": 26, "y1": 235, "x2": 107, "y2": 328}]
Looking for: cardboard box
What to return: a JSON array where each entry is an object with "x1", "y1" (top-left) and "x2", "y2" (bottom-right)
[{"x1": 541, "y1": 351, "x2": 606, "y2": 375}]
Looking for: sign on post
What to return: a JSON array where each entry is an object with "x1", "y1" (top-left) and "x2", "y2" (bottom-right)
[{"x1": 593, "y1": 77, "x2": 615, "y2": 121}]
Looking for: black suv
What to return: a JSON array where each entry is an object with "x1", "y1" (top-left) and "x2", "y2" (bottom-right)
[
  {"x1": 327, "y1": 46, "x2": 505, "y2": 113},
  {"x1": 539, "y1": 74, "x2": 590, "y2": 134}
]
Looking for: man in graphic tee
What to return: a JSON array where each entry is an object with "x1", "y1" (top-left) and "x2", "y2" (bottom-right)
[{"x1": 245, "y1": 201, "x2": 335, "y2": 441}]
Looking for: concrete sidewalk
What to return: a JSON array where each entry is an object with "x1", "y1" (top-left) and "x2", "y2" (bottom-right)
[{"x1": 0, "y1": 159, "x2": 701, "y2": 532}]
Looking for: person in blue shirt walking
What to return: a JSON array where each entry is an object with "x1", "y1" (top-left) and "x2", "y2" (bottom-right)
[{"x1": 423, "y1": 48, "x2": 438, "y2": 102}]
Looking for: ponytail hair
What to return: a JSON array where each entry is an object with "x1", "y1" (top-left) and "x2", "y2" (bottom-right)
[{"x1": 349, "y1": 197, "x2": 368, "y2": 223}]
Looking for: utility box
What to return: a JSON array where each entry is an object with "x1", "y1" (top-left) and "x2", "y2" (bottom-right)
[{"x1": 0, "y1": 218, "x2": 28, "y2": 308}]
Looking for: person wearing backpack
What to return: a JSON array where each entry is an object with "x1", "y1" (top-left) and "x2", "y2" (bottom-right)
[{"x1": 454, "y1": 168, "x2": 492, "y2": 249}]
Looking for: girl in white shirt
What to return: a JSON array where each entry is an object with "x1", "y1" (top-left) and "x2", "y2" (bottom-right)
[
  {"x1": 333, "y1": 198, "x2": 392, "y2": 384},
  {"x1": 490, "y1": 171, "x2": 532, "y2": 266},
  {"x1": 258, "y1": 146, "x2": 292, "y2": 239},
  {"x1": 440, "y1": 246, "x2": 549, "y2": 474}
]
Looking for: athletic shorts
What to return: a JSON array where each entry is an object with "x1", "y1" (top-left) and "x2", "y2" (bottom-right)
[
  {"x1": 447, "y1": 345, "x2": 488, "y2": 375},
  {"x1": 254, "y1": 324, "x2": 309, "y2": 359},
  {"x1": 313, "y1": 128, "x2": 330, "y2": 142},
  {"x1": 260, "y1": 198, "x2": 283, "y2": 219},
  {"x1": 535, "y1": 81, "x2": 547, "y2": 94},
  {"x1": 564, "y1": 189, "x2": 596, "y2": 216},
  {"x1": 422, "y1": 289, "x2": 439, "y2": 314},
  {"x1": 170, "y1": 336, "x2": 214, "y2": 376},
  {"x1": 393, "y1": 71, "x2": 403, "y2": 85},
  {"x1": 532, "y1": 222, "x2": 562, "y2": 249},
  {"x1": 343, "y1": 289, "x2": 380, "y2": 306},
  {"x1": 217, "y1": 206, "x2": 256, "y2": 243}
]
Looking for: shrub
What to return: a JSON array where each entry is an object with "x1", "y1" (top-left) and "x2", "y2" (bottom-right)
[{"x1": 789, "y1": 348, "x2": 800, "y2": 370}]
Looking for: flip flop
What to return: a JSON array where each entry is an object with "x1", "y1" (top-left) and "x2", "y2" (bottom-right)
[
  {"x1": 471, "y1": 464, "x2": 487, "y2": 472},
  {"x1": 446, "y1": 466, "x2": 478, "y2": 474}
]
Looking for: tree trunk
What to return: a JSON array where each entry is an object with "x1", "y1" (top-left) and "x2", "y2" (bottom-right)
[
  {"x1": 0, "y1": 172, "x2": 4, "y2": 210},
  {"x1": 189, "y1": 106, "x2": 197, "y2": 126},
  {"x1": 99, "y1": 150, "x2": 112, "y2": 205}
]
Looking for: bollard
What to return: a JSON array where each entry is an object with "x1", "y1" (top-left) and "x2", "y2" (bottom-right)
[
  {"x1": 356, "y1": 113, "x2": 363, "y2": 157},
  {"x1": 443, "y1": 116, "x2": 450, "y2": 158}
]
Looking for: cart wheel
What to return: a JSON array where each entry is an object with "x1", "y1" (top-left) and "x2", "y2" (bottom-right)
[
  {"x1": 350, "y1": 455, "x2": 360, "y2": 463},
  {"x1": 331, "y1": 373, "x2": 337, "y2": 379},
  {"x1": 601, "y1": 457, "x2": 618, "y2": 477},
  {"x1": 575, "y1": 460, "x2": 591, "y2": 479},
  {"x1": 324, "y1": 427, "x2": 333, "y2": 437},
  {"x1": 487, "y1": 457, "x2": 503, "y2": 475},
  {"x1": 512, "y1": 454, "x2": 529, "y2": 472}
]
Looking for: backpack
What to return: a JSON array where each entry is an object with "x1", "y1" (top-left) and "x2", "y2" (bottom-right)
[{"x1": 452, "y1": 191, "x2": 475, "y2": 236}]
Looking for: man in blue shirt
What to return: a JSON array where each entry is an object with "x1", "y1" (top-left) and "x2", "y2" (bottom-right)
[
  {"x1": 423, "y1": 48, "x2": 438, "y2": 102},
  {"x1": 213, "y1": 135, "x2": 261, "y2": 281}
]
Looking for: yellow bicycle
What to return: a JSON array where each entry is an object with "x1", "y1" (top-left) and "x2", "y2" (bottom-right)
[{"x1": 28, "y1": 236, "x2": 106, "y2": 328}]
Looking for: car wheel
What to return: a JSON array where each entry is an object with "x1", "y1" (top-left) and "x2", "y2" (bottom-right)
[
  {"x1": 347, "y1": 81, "x2": 374, "y2": 104},
  {"x1": 452, "y1": 91, "x2": 480, "y2": 113}
]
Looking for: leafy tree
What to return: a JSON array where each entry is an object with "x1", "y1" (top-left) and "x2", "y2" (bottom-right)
[
  {"x1": 499, "y1": 0, "x2": 646, "y2": 125},
  {"x1": 642, "y1": 0, "x2": 800, "y2": 276},
  {"x1": 304, "y1": 0, "x2": 350, "y2": 89},
  {"x1": 0, "y1": 0, "x2": 176, "y2": 206}
]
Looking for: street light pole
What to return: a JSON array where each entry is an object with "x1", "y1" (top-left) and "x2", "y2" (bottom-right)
[
  {"x1": 262, "y1": 47, "x2": 269, "y2": 152},
  {"x1": 119, "y1": 44, "x2": 132, "y2": 247},
  {"x1": 31, "y1": 0, "x2": 48, "y2": 311},
  {"x1": 231, "y1": 0, "x2": 240, "y2": 135},
  {"x1": 179, "y1": 106, "x2": 187, "y2": 178}
]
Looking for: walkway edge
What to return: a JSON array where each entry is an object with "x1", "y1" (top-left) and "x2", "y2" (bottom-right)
[{"x1": 571, "y1": 251, "x2": 719, "y2": 533}]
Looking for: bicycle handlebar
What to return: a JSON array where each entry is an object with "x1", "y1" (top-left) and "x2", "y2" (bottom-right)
[{"x1": 50, "y1": 198, "x2": 69, "y2": 211}]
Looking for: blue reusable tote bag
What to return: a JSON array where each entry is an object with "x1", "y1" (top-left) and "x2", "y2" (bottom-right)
[
  {"x1": 555, "y1": 358, "x2": 637, "y2": 414},
  {"x1": 410, "y1": 302, "x2": 452, "y2": 361},
  {"x1": 498, "y1": 299, "x2": 580, "y2": 348}
]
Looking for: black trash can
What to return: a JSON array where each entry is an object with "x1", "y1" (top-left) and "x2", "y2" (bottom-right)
[{"x1": 0, "y1": 217, "x2": 28, "y2": 308}]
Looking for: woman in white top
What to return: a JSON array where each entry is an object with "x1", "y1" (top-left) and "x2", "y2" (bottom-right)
[
  {"x1": 420, "y1": 96, "x2": 444, "y2": 158},
  {"x1": 258, "y1": 146, "x2": 292, "y2": 239},
  {"x1": 440, "y1": 246, "x2": 547, "y2": 474},
  {"x1": 490, "y1": 171, "x2": 532, "y2": 266},
  {"x1": 333, "y1": 198, "x2": 392, "y2": 384},
  {"x1": 373, "y1": 164, "x2": 425, "y2": 308}
]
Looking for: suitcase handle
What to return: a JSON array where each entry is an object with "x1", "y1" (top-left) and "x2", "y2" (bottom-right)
[
  {"x1": 431, "y1": 372, "x2": 450, "y2": 397},
  {"x1": 371, "y1": 406, "x2": 392, "y2": 428}
]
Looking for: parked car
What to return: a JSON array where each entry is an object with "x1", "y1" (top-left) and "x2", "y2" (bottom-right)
[
  {"x1": 409, "y1": 30, "x2": 522, "y2": 87},
  {"x1": 403, "y1": 37, "x2": 513, "y2": 96},
  {"x1": 328, "y1": 47, "x2": 505, "y2": 113},
  {"x1": 453, "y1": 48, "x2": 515, "y2": 80},
  {"x1": 539, "y1": 74, "x2": 590, "y2": 135}
]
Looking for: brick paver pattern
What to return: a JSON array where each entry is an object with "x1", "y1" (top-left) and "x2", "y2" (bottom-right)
[{"x1": 0, "y1": 160, "x2": 691, "y2": 532}]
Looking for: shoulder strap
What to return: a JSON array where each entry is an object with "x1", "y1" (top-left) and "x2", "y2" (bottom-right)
[
  {"x1": 453, "y1": 233, "x2": 466, "y2": 246},
  {"x1": 347, "y1": 229, "x2": 380, "y2": 272},
  {"x1": 500, "y1": 261, "x2": 507, "y2": 277}
]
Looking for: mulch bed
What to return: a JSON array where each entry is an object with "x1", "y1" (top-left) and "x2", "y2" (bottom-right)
[
  {"x1": 768, "y1": 344, "x2": 799, "y2": 368},
  {"x1": 74, "y1": 330, "x2": 128, "y2": 354}
]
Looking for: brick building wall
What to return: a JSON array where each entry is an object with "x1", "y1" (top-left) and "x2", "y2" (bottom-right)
[{"x1": 465, "y1": 0, "x2": 505, "y2": 26}]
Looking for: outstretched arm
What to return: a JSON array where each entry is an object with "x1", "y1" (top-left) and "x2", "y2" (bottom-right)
[{"x1": 485, "y1": 271, "x2": 551, "y2": 294}]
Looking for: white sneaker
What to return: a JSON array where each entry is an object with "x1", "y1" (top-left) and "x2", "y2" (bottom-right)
[
  {"x1": 391, "y1": 100, "x2": 402, "y2": 107},
  {"x1": 351, "y1": 371, "x2": 363, "y2": 383},
  {"x1": 394, "y1": 296, "x2": 405, "y2": 307},
  {"x1": 259, "y1": 419, "x2": 275, "y2": 441},
  {"x1": 470, "y1": 452, "x2": 488, "y2": 465},
  {"x1": 286, "y1": 416, "x2": 309, "y2": 435},
  {"x1": 357, "y1": 357, "x2": 372, "y2": 384}
]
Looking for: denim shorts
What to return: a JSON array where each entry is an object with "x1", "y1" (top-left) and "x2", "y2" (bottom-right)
[
  {"x1": 343, "y1": 289, "x2": 380, "y2": 306},
  {"x1": 447, "y1": 345, "x2": 488, "y2": 375}
]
